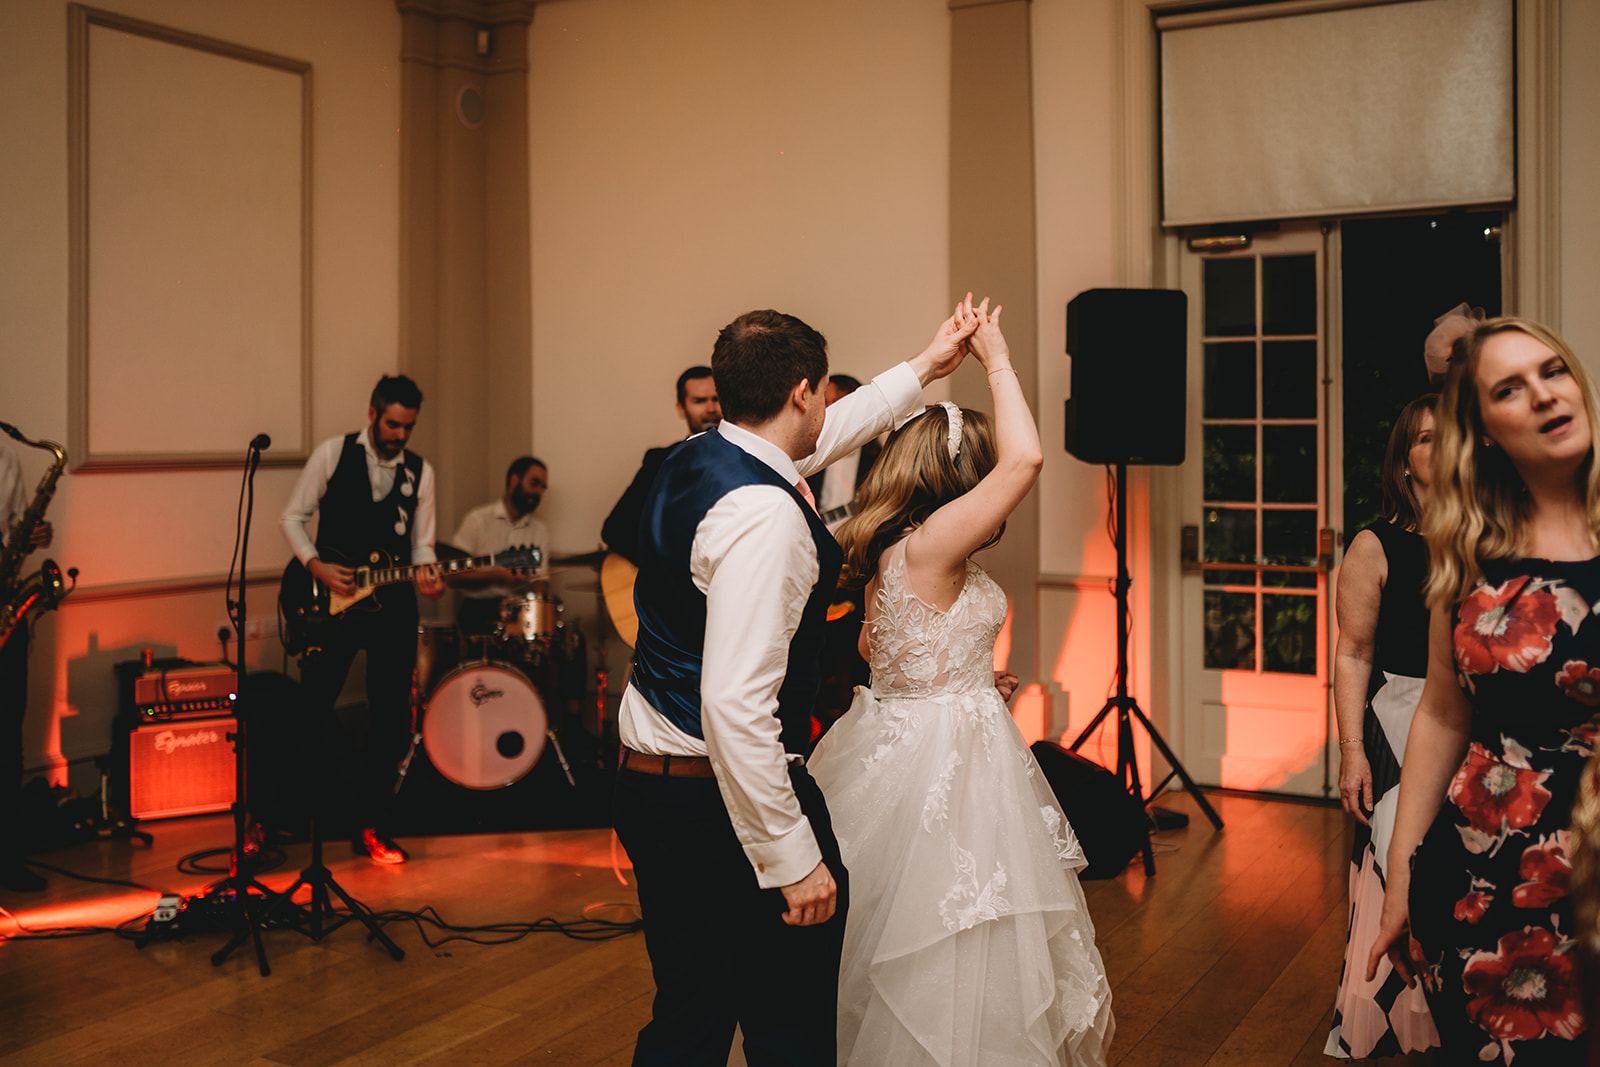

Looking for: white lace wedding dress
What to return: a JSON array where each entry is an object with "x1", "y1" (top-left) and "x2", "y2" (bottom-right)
[{"x1": 809, "y1": 541, "x2": 1115, "y2": 1066}]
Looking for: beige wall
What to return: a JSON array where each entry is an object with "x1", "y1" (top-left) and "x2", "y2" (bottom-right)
[
  {"x1": 526, "y1": 0, "x2": 954, "y2": 560},
  {"x1": 1, "y1": 0, "x2": 403, "y2": 788}
]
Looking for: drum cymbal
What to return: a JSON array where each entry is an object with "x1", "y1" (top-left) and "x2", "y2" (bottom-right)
[
  {"x1": 556, "y1": 581, "x2": 602, "y2": 593},
  {"x1": 550, "y1": 550, "x2": 607, "y2": 570}
]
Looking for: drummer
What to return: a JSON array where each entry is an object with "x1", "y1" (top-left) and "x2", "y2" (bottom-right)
[{"x1": 447, "y1": 456, "x2": 552, "y2": 640}]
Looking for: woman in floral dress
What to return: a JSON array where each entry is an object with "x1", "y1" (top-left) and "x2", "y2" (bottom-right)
[{"x1": 1369, "y1": 318, "x2": 1600, "y2": 1063}]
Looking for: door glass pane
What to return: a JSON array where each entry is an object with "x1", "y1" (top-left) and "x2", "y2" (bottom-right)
[
  {"x1": 1262, "y1": 593, "x2": 1317, "y2": 674},
  {"x1": 1205, "y1": 590, "x2": 1256, "y2": 670},
  {"x1": 1204, "y1": 258, "x2": 1255, "y2": 337},
  {"x1": 1204, "y1": 425, "x2": 1256, "y2": 502},
  {"x1": 1264, "y1": 570, "x2": 1317, "y2": 589},
  {"x1": 1263, "y1": 425, "x2": 1317, "y2": 502},
  {"x1": 1262, "y1": 254, "x2": 1316, "y2": 335},
  {"x1": 1262, "y1": 340, "x2": 1317, "y2": 418},
  {"x1": 1262, "y1": 509, "x2": 1317, "y2": 566},
  {"x1": 1204, "y1": 507, "x2": 1256, "y2": 563},
  {"x1": 1204, "y1": 342, "x2": 1256, "y2": 418}
]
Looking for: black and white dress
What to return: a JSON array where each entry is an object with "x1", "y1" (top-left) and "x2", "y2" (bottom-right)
[{"x1": 1326, "y1": 521, "x2": 1440, "y2": 1057}]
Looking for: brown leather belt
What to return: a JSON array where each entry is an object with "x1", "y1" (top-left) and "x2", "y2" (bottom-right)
[{"x1": 619, "y1": 748, "x2": 716, "y2": 778}]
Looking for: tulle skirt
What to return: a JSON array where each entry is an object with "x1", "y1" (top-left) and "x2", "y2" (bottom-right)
[{"x1": 810, "y1": 686, "x2": 1115, "y2": 1066}]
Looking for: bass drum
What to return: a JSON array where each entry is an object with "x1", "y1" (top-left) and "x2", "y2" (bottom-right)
[{"x1": 423, "y1": 661, "x2": 547, "y2": 789}]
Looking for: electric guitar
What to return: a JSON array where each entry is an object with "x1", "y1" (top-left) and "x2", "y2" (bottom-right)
[
  {"x1": 600, "y1": 501, "x2": 853, "y2": 648},
  {"x1": 279, "y1": 544, "x2": 541, "y2": 655}
]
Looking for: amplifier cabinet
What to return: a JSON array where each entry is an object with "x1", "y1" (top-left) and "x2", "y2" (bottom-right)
[{"x1": 128, "y1": 717, "x2": 237, "y2": 820}]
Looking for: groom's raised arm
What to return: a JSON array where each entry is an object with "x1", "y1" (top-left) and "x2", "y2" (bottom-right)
[{"x1": 797, "y1": 300, "x2": 973, "y2": 477}]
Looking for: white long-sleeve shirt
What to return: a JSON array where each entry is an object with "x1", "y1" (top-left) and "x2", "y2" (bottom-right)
[
  {"x1": 618, "y1": 362, "x2": 924, "y2": 888},
  {"x1": 280, "y1": 427, "x2": 437, "y2": 566}
]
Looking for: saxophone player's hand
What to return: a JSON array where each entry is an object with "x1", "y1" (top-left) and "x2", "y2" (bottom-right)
[{"x1": 29, "y1": 520, "x2": 52, "y2": 550}]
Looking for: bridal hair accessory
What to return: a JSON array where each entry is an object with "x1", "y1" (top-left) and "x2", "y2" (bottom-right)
[{"x1": 938, "y1": 401, "x2": 962, "y2": 460}]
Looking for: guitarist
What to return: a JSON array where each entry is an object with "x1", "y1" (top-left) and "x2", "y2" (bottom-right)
[
  {"x1": 281, "y1": 375, "x2": 443, "y2": 865},
  {"x1": 807, "y1": 375, "x2": 881, "y2": 736},
  {"x1": 600, "y1": 365, "x2": 721, "y2": 566}
]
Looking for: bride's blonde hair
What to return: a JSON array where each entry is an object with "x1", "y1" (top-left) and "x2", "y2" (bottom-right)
[
  {"x1": 836, "y1": 404, "x2": 998, "y2": 589},
  {"x1": 1423, "y1": 316, "x2": 1600, "y2": 606}
]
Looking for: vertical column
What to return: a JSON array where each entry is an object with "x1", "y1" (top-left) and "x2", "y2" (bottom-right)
[
  {"x1": 949, "y1": 0, "x2": 1040, "y2": 687},
  {"x1": 397, "y1": 0, "x2": 536, "y2": 537}
]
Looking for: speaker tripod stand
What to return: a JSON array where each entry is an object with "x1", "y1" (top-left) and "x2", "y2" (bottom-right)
[{"x1": 1068, "y1": 462, "x2": 1222, "y2": 875}]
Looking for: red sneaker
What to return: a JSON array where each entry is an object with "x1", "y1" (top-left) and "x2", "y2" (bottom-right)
[{"x1": 357, "y1": 827, "x2": 408, "y2": 865}]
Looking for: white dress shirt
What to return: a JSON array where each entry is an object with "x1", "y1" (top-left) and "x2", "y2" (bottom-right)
[
  {"x1": 619, "y1": 361, "x2": 924, "y2": 888},
  {"x1": 280, "y1": 427, "x2": 437, "y2": 566},
  {"x1": 0, "y1": 444, "x2": 24, "y2": 547},
  {"x1": 452, "y1": 501, "x2": 551, "y2": 598}
]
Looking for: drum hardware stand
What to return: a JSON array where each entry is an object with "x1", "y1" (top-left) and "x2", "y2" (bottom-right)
[
  {"x1": 191, "y1": 436, "x2": 285, "y2": 975},
  {"x1": 546, "y1": 728, "x2": 576, "y2": 787},
  {"x1": 1067, "y1": 462, "x2": 1223, "y2": 875}
]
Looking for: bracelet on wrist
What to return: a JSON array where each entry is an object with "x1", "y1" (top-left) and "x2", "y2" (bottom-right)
[
  {"x1": 1338, "y1": 737, "x2": 1364, "y2": 745},
  {"x1": 987, "y1": 366, "x2": 1018, "y2": 378}
]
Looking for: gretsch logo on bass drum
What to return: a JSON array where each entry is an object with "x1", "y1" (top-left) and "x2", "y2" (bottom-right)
[
  {"x1": 154, "y1": 729, "x2": 222, "y2": 754},
  {"x1": 470, "y1": 681, "x2": 504, "y2": 707}
]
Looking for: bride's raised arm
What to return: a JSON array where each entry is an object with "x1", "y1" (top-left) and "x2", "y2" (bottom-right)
[{"x1": 905, "y1": 300, "x2": 1043, "y2": 589}]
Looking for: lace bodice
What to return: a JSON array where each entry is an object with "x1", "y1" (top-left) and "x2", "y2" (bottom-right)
[{"x1": 867, "y1": 540, "x2": 1007, "y2": 698}]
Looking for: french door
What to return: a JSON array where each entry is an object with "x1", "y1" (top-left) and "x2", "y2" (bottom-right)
[{"x1": 1178, "y1": 224, "x2": 1331, "y2": 798}]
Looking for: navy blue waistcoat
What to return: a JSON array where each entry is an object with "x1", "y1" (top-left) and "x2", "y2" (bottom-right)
[{"x1": 630, "y1": 428, "x2": 842, "y2": 755}]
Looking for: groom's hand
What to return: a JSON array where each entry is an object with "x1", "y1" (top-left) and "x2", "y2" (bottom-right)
[{"x1": 779, "y1": 860, "x2": 837, "y2": 926}]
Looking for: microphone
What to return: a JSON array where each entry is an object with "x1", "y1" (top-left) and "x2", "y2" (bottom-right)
[{"x1": 250, "y1": 433, "x2": 271, "y2": 451}]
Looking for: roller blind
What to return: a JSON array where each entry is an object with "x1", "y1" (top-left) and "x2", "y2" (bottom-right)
[{"x1": 1159, "y1": 0, "x2": 1514, "y2": 227}]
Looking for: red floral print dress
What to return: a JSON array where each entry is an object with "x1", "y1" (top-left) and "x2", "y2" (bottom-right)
[{"x1": 1409, "y1": 560, "x2": 1600, "y2": 1064}]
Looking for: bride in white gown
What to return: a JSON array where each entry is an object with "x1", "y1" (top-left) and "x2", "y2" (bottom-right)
[{"x1": 809, "y1": 297, "x2": 1114, "y2": 1066}]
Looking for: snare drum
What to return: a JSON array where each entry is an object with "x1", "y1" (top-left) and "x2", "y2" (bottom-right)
[
  {"x1": 415, "y1": 624, "x2": 460, "y2": 696},
  {"x1": 423, "y1": 661, "x2": 547, "y2": 789},
  {"x1": 501, "y1": 593, "x2": 561, "y2": 644}
]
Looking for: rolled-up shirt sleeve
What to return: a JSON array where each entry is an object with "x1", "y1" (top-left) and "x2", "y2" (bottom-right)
[
  {"x1": 694, "y1": 485, "x2": 822, "y2": 888},
  {"x1": 281, "y1": 438, "x2": 340, "y2": 565}
]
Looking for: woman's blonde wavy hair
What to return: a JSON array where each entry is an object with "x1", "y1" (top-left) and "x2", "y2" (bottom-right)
[
  {"x1": 836, "y1": 404, "x2": 999, "y2": 589},
  {"x1": 1423, "y1": 316, "x2": 1600, "y2": 607}
]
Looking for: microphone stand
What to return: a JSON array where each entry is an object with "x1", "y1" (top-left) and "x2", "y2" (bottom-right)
[{"x1": 203, "y1": 436, "x2": 284, "y2": 974}]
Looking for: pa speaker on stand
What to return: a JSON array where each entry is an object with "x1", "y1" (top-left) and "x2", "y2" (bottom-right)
[{"x1": 1062, "y1": 288, "x2": 1222, "y2": 874}]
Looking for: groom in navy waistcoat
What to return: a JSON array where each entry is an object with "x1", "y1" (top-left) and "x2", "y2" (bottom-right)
[{"x1": 613, "y1": 305, "x2": 974, "y2": 1065}]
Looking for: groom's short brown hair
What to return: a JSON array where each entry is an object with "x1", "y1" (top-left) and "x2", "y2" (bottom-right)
[{"x1": 711, "y1": 310, "x2": 828, "y2": 425}]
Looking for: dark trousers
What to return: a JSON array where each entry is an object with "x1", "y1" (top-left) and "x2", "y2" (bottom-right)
[
  {"x1": 296, "y1": 597, "x2": 417, "y2": 834},
  {"x1": 614, "y1": 764, "x2": 848, "y2": 1067},
  {"x1": 0, "y1": 628, "x2": 26, "y2": 862}
]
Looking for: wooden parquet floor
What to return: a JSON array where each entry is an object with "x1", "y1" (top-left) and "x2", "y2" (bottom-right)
[{"x1": 0, "y1": 791, "x2": 1432, "y2": 1066}]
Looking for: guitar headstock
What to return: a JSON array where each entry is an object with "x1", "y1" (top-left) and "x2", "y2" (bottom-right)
[{"x1": 495, "y1": 545, "x2": 543, "y2": 572}]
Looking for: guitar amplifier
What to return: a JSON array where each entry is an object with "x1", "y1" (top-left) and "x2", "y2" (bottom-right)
[
  {"x1": 128, "y1": 717, "x2": 237, "y2": 819},
  {"x1": 133, "y1": 664, "x2": 238, "y2": 719}
]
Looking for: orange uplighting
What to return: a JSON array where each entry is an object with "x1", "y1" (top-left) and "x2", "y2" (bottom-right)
[{"x1": 0, "y1": 889, "x2": 159, "y2": 936}]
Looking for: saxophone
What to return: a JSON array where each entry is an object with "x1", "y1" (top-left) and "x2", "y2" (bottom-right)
[{"x1": 0, "y1": 421, "x2": 71, "y2": 649}]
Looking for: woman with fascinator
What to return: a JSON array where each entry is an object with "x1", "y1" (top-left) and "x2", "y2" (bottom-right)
[
  {"x1": 808, "y1": 300, "x2": 1114, "y2": 1065},
  {"x1": 1368, "y1": 318, "x2": 1599, "y2": 1063}
]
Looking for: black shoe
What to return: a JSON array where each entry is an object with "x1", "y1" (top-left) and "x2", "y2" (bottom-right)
[{"x1": 1, "y1": 860, "x2": 46, "y2": 892}]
